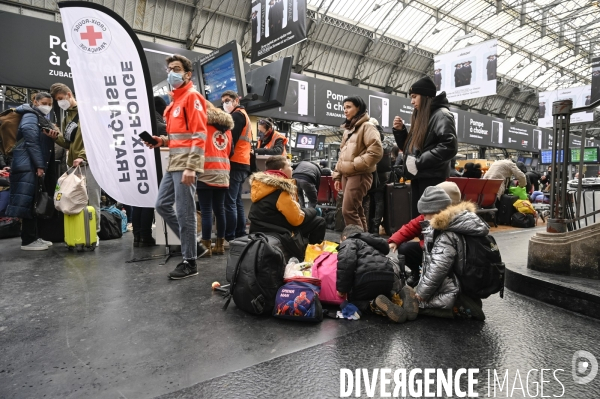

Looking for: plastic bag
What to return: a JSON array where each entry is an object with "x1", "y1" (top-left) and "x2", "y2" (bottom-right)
[
  {"x1": 305, "y1": 240, "x2": 339, "y2": 262},
  {"x1": 509, "y1": 186, "x2": 528, "y2": 200},
  {"x1": 54, "y1": 166, "x2": 88, "y2": 215},
  {"x1": 513, "y1": 199, "x2": 536, "y2": 215}
]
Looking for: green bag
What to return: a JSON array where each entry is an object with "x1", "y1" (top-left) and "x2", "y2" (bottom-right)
[{"x1": 509, "y1": 186, "x2": 528, "y2": 200}]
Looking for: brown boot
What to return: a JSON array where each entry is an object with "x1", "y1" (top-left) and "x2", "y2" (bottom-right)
[
  {"x1": 200, "y1": 239, "x2": 212, "y2": 257},
  {"x1": 214, "y1": 238, "x2": 225, "y2": 255}
]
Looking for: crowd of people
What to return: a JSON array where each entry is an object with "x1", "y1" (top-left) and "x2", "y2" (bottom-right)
[{"x1": 3, "y1": 57, "x2": 510, "y2": 321}]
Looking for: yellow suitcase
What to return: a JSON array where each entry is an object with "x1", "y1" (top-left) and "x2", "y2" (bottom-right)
[{"x1": 64, "y1": 206, "x2": 97, "y2": 251}]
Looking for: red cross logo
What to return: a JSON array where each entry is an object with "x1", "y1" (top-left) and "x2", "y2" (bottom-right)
[
  {"x1": 80, "y1": 25, "x2": 103, "y2": 46},
  {"x1": 215, "y1": 134, "x2": 225, "y2": 146},
  {"x1": 213, "y1": 131, "x2": 228, "y2": 150}
]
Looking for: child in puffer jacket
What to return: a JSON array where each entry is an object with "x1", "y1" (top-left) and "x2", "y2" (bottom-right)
[
  {"x1": 388, "y1": 181, "x2": 462, "y2": 287},
  {"x1": 373, "y1": 186, "x2": 487, "y2": 323}
]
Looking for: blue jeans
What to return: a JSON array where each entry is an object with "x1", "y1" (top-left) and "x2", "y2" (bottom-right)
[
  {"x1": 198, "y1": 188, "x2": 226, "y2": 240},
  {"x1": 155, "y1": 171, "x2": 197, "y2": 260},
  {"x1": 224, "y1": 169, "x2": 248, "y2": 241}
]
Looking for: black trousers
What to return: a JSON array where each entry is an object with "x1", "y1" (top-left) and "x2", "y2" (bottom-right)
[
  {"x1": 296, "y1": 178, "x2": 318, "y2": 209},
  {"x1": 21, "y1": 216, "x2": 37, "y2": 246},
  {"x1": 297, "y1": 215, "x2": 326, "y2": 244},
  {"x1": 410, "y1": 177, "x2": 446, "y2": 217},
  {"x1": 368, "y1": 189, "x2": 385, "y2": 234},
  {"x1": 132, "y1": 206, "x2": 154, "y2": 238},
  {"x1": 397, "y1": 241, "x2": 423, "y2": 275}
]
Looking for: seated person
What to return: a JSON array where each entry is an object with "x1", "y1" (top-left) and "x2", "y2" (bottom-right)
[
  {"x1": 336, "y1": 224, "x2": 396, "y2": 302},
  {"x1": 248, "y1": 155, "x2": 326, "y2": 250},
  {"x1": 373, "y1": 187, "x2": 487, "y2": 323},
  {"x1": 388, "y1": 181, "x2": 461, "y2": 287}
]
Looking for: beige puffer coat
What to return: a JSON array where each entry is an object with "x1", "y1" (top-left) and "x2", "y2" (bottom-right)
[{"x1": 332, "y1": 113, "x2": 383, "y2": 181}]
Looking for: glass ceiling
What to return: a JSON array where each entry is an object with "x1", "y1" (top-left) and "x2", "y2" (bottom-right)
[{"x1": 307, "y1": 0, "x2": 599, "y2": 91}]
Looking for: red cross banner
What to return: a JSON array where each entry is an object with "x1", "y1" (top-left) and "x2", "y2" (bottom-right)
[{"x1": 58, "y1": 1, "x2": 160, "y2": 207}]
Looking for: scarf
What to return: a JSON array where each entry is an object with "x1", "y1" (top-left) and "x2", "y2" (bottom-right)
[{"x1": 343, "y1": 111, "x2": 366, "y2": 131}]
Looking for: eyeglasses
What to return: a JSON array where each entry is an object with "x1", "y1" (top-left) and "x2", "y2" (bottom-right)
[{"x1": 166, "y1": 66, "x2": 185, "y2": 73}]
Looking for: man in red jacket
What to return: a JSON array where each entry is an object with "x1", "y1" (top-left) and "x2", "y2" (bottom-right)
[{"x1": 388, "y1": 181, "x2": 461, "y2": 287}]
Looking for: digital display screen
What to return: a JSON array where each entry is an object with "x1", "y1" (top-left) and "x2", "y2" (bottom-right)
[
  {"x1": 517, "y1": 156, "x2": 525, "y2": 163},
  {"x1": 541, "y1": 149, "x2": 564, "y2": 164},
  {"x1": 295, "y1": 133, "x2": 318, "y2": 150},
  {"x1": 524, "y1": 157, "x2": 532, "y2": 166},
  {"x1": 570, "y1": 147, "x2": 599, "y2": 163},
  {"x1": 201, "y1": 51, "x2": 238, "y2": 102},
  {"x1": 531, "y1": 158, "x2": 539, "y2": 168}
]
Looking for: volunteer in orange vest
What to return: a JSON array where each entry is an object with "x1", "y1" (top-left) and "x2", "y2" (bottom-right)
[
  {"x1": 221, "y1": 90, "x2": 252, "y2": 247},
  {"x1": 147, "y1": 54, "x2": 208, "y2": 280},
  {"x1": 197, "y1": 102, "x2": 233, "y2": 256},
  {"x1": 255, "y1": 118, "x2": 288, "y2": 156}
]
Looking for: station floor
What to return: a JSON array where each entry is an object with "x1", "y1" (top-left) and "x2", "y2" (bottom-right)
[{"x1": 1, "y1": 226, "x2": 599, "y2": 399}]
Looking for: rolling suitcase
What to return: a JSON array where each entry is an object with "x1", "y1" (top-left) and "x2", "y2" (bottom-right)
[
  {"x1": 497, "y1": 194, "x2": 518, "y2": 226},
  {"x1": 64, "y1": 206, "x2": 97, "y2": 251},
  {"x1": 384, "y1": 183, "x2": 412, "y2": 235}
]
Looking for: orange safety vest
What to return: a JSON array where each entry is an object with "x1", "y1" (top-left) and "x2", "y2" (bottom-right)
[
  {"x1": 201, "y1": 124, "x2": 232, "y2": 187},
  {"x1": 258, "y1": 130, "x2": 288, "y2": 157},
  {"x1": 230, "y1": 107, "x2": 252, "y2": 165}
]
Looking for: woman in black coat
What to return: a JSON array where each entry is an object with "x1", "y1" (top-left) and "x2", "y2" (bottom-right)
[
  {"x1": 392, "y1": 77, "x2": 458, "y2": 217},
  {"x1": 462, "y1": 162, "x2": 482, "y2": 178},
  {"x1": 6, "y1": 92, "x2": 57, "y2": 250}
]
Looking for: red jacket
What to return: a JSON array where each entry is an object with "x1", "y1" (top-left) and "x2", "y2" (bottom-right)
[{"x1": 388, "y1": 214, "x2": 425, "y2": 248}]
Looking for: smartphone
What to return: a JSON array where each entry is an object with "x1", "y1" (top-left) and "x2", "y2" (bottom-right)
[
  {"x1": 280, "y1": 78, "x2": 308, "y2": 116},
  {"x1": 450, "y1": 112, "x2": 460, "y2": 138},
  {"x1": 533, "y1": 129, "x2": 542, "y2": 150},
  {"x1": 139, "y1": 131, "x2": 158, "y2": 146},
  {"x1": 369, "y1": 95, "x2": 390, "y2": 127},
  {"x1": 492, "y1": 121, "x2": 503, "y2": 144}
]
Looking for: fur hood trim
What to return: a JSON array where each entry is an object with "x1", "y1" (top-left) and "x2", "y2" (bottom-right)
[
  {"x1": 430, "y1": 201, "x2": 476, "y2": 230},
  {"x1": 249, "y1": 172, "x2": 297, "y2": 195},
  {"x1": 207, "y1": 107, "x2": 234, "y2": 130}
]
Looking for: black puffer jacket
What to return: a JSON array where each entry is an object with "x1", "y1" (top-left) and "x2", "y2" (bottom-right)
[
  {"x1": 392, "y1": 92, "x2": 458, "y2": 180},
  {"x1": 292, "y1": 160, "x2": 321, "y2": 188},
  {"x1": 336, "y1": 232, "x2": 394, "y2": 295}
]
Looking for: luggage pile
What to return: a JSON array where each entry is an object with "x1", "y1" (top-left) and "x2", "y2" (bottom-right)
[{"x1": 223, "y1": 235, "x2": 342, "y2": 323}]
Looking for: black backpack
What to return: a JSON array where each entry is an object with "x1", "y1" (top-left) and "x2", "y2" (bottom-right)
[
  {"x1": 511, "y1": 212, "x2": 535, "y2": 228},
  {"x1": 223, "y1": 233, "x2": 286, "y2": 315},
  {"x1": 98, "y1": 210, "x2": 123, "y2": 240},
  {"x1": 455, "y1": 234, "x2": 505, "y2": 299}
]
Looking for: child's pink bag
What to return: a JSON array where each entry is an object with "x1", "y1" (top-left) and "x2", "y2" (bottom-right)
[{"x1": 311, "y1": 252, "x2": 344, "y2": 305}]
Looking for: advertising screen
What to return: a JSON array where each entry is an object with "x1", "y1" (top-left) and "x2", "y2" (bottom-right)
[
  {"x1": 295, "y1": 133, "x2": 318, "y2": 150},
  {"x1": 570, "y1": 147, "x2": 599, "y2": 163},
  {"x1": 200, "y1": 51, "x2": 238, "y2": 102}
]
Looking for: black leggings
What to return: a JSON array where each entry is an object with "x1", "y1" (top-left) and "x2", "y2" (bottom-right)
[
  {"x1": 132, "y1": 207, "x2": 154, "y2": 238},
  {"x1": 410, "y1": 177, "x2": 446, "y2": 217}
]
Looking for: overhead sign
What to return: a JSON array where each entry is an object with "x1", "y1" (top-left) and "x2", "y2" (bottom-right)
[
  {"x1": 434, "y1": 39, "x2": 498, "y2": 102},
  {"x1": 58, "y1": 1, "x2": 159, "y2": 207},
  {"x1": 538, "y1": 85, "x2": 594, "y2": 128},
  {"x1": 250, "y1": 0, "x2": 307, "y2": 64},
  {"x1": 0, "y1": 12, "x2": 202, "y2": 90}
]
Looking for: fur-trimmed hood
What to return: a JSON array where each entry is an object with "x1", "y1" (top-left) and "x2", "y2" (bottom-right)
[
  {"x1": 430, "y1": 201, "x2": 489, "y2": 236},
  {"x1": 207, "y1": 107, "x2": 234, "y2": 131},
  {"x1": 249, "y1": 171, "x2": 297, "y2": 202}
]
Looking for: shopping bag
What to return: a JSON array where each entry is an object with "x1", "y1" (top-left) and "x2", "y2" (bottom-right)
[{"x1": 54, "y1": 166, "x2": 88, "y2": 215}]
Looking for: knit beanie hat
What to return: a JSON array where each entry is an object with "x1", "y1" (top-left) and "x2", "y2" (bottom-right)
[
  {"x1": 409, "y1": 76, "x2": 437, "y2": 97},
  {"x1": 436, "y1": 181, "x2": 461, "y2": 205},
  {"x1": 418, "y1": 186, "x2": 452, "y2": 214}
]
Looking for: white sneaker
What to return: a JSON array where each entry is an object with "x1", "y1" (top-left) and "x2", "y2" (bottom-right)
[
  {"x1": 224, "y1": 240, "x2": 230, "y2": 249},
  {"x1": 96, "y1": 237, "x2": 100, "y2": 247},
  {"x1": 21, "y1": 240, "x2": 49, "y2": 251},
  {"x1": 38, "y1": 238, "x2": 53, "y2": 247}
]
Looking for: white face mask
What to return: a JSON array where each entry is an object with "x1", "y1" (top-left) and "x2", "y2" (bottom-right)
[
  {"x1": 223, "y1": 101, "x2": 235, "y2": 113},
  {"x1": 37, "y1": 105, "x2": 52, "y2": 115},
  {"x1": 58, "y1": 99, "x2": 71, "y2": 110}
]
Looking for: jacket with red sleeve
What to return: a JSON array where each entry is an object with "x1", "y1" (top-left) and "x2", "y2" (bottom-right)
[
  {"x1": 387, "y1": 214, "x2": 425, "y2": 248},
  {"x1": 159, "y1": 81, "x2": 208, "y2": 173}
]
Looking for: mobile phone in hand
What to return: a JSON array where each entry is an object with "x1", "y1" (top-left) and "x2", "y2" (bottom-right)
[{"x1": 139, "y1": 131, "x2": 158, "y2": 146}]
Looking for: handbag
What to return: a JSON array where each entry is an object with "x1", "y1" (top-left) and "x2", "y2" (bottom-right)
[
  {"x1": 35, "y1": 175, "x2": 54, "y2": 219},
  {"x1": 54, "y1": 166, "x2": 88, "y2": 215}
]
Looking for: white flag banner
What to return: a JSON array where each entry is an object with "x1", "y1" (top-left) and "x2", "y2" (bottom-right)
[
  {"x1": 434, "y1": 39, "x2": 498, "y2": 102},
  {"x1": 538, "y1": 85, "x2": 593, "y2": 128},
  {"x1": 59, "y1": 1, "x2": 159, "y2": 207}
]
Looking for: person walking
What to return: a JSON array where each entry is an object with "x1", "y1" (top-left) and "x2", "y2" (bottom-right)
[
  {"x1": 6, "y1": 92, "x2": 57, "y2": 250},
  {"x1": 332, "y1": 96, "x2": 383, "y2": 231},
  {"x1": 392, "y1": 76, "x2": 458, "y2": 217}
]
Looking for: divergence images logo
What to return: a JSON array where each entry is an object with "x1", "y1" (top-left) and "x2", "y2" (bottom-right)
[
  {"x1": 72, "y1": 17, "x2": 112, "y2": 54},
  {"x1": 572, "y1": 350, "x2": 598, "y2": 385}
]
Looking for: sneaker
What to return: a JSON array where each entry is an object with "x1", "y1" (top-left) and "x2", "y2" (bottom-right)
[
  {"x1": 373, "y1": 295, "x2": 407, "y2": 323},
  {"x1": 400, "y1": 286, "x2": 419, "y2": 321},
  {"x1": 223, "y1": 240, "x2": 230, "y2": 250},
  {"x1": 197, "y1": 242, "x2": 209, "y2": 258},
  {"x1": 169, "y1": 261, "x2": 198, "y2": 280},
  {"x1": 21, "y1": 240, "x2": 49, "y2": 251},
  {"x1": 38, "y1": 238, "x2": 53, "y2": 247},
  {"x1": 453, "y1": 294, "x2": 486, "y2": 321}
]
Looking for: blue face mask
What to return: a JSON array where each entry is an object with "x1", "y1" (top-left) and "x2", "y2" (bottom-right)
[{"x1": 167, "y1": 71, "x2": 185, "y2": 89}]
